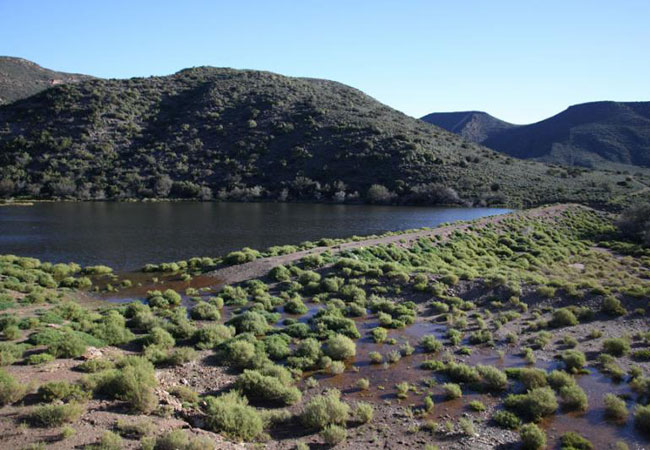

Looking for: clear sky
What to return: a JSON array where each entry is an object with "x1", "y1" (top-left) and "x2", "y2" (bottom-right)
[{"x1": 1, "y1": 0, "x2": 649, "y2": 124}]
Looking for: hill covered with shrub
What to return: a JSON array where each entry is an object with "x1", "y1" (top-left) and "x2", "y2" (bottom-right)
[
  {"x1": 0, "y1": 65, "x2": 640, "y2": 207},
  {"x1": 0, "y1": 56, "x2": 92, "y2": 105}
]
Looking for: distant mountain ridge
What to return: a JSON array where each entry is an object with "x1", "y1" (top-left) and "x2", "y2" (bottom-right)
[
  {"x1": 421, "y1": 101, "x2": 650, "y2": 168},
  {"x1": 420, "y1": 111, "x2": 518, "y2": 143},
  {"x1": 0, "y1": 56, "x2": 93, "y2": 105}
]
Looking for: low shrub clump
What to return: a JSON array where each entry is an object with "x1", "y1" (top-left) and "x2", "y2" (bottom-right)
[
  {"x1": 203, "y1": 391, "x2": 263, "y2": 441},
  {"x1": 235, "y1": 366, "x2": 301, "y2": 406},
  {"x1": 190, "y1": 302, "x2": 221, "y2": 320},
  {"x1": 324, "y1": 334, "x2": 356, "y2": 360},
  {"x1": 602, "y1": 338, "x2": 630, "y2": 357},
  {"x1": 320, "y1": 424, "x2": 347, "y2": 445},
  {"x1": 26, "y1": 402, "x2": 85, "y2": 427},
  {"x1": 0, "y1": 368, "x2": 26, "y2": 405},
  {"x1": 603, "y1": 393, "x2": 628, "y2": 421},
  {"x1": 560, "y1": 431, "x2": 594, "y2": 450},
  {"x1": 520, "y1": 423, "x2": 546, "y2": 450},
  {"x1": 493, "y1": 410, "x2": 522, "y2": 429},
  {"x1": 505, "y1": 387, "x2": 558, "y2": 422},
  {"x1": 301, "y1": 389, "x2": 350, "y2": 430},
  {"x1": 92, "y1": 356, "x2": 158, "y2": 413},
  {"x1": 37, "y1": 381, "x2": 90, "y2": 403},
  {"x1": 442, "y1": 383, "x2": 462, "y2": 399}
]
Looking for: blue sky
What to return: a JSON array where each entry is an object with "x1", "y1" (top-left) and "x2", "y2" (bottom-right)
[{"x1": 1, "y1": 0, "x2": 648, "y2": 123}]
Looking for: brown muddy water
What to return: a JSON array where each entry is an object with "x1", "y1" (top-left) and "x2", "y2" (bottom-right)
[{"x1": 105, "y1": 272, "x2": 650, "y2": 448}]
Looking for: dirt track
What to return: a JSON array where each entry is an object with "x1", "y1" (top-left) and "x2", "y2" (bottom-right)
[{"x1": 207, "y1": 203, "x2": 582, "y2": 286}]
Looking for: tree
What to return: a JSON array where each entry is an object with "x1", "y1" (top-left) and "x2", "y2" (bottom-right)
[
  {"x1": 154, "y1": 175, "x2": 173, "y2": 197},
  {"x1": 367, "y1": 184, "x2": 393, "y2": 204},
  {"x1": 617, "y1": 203, "x2": 650, "y2": 246}
]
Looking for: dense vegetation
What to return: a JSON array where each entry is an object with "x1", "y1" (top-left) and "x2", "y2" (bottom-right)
[
  {"x1": 0, "y1": 64, "x2": 642, "y2": 207},
  {"x1": 422, "y1": 101, "x2": 650, "y2": 170},
  {"x1": 0, "y1": 205, "x2": 648, "y2": 448},
  {"x1": 0, "y1": 57, "x2": 91, "y2": 105}
]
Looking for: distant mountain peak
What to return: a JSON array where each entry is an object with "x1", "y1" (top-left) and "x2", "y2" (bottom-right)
[
  {"x1": 420, "y1": 111, "x2": 517, "y2": 143},
  {"x1": 421, "y1": 102, "x2": 650, "y2": 169}
]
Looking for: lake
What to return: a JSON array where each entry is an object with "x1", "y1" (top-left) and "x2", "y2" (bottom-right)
[{"x1": 0, "y1": 202, "x2": 510, "y2": 271}]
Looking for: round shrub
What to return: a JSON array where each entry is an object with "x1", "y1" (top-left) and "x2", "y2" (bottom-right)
[
  {"x1": 193, "y1": 324, "x2": 234, "y2": 350},
  {"x1": 634, "y1": 403, "x2": 650, "y2": 433},
  {"x1": 0, "y1": 369, "x2": 25, "y2": 405},
  {"x1": 493, "y1": 410, "x2": 522, "y2": 429},
  {"x1": 551, "y1": 308, "x2": 578, "y2": 328},
  {"x1": 47, "y1": 331, "x2": 86, "y2": 358},
  {"x1": 442, "y1": 383, "x2": 462, "y2": 399},
  {"x1": 227, "y1": 311, "x2": 269, "y2": 335},
  {"x1": 520, "y1": 423, "x2": 546, "y2": 450},
  {"x1": 235, "y1": 367, "x2": 301, "y2": 406},
  {"x1": 420, "y1": 335, "x2": 443, "y2": 353},
  {"x1": 562, "y1": 350, "x2": 586, "y2": 373},
  {"x1": 26, "y1": 402, "x2": 85, "y2": 427},
  {"x1": 560, "y1": 431, "x2": 594, "y2": 450},
  {"x1": 190, "y1": 302, "x2": 221, "y2": 320},
  {"x1": 324, "y1": 334, "x2": 356, "y2": 360},
  {"x1": 602, "y1": 338, "x2": 630, "y2": 357},
  {"x1": 477, "y1": 365, "x2": 508, "y2": 391},
  {"x1": 355, "y1": 402, "x2": 373, "y2": 423},
  {"x1": 505, "y1": 387, "x2": 558, "y2": 422},
  {"x1": 301, "y1": 389, "x2": 350, "y2": 430},
  {"x1": 320, "y1": 424, "x2": 347, "y2": 445},
  {"x1": 371, "y1": 327, "x2": 388, "y2": 343},
  {"x1": 603, "y1": 393, "x2": 628, "y2": 421},
  {"x1": 204, "y1": 391, "x2": 263, "y2": 441},
  {"x1": 559, "y1": 384, "x2": 588, "y2": 411}
]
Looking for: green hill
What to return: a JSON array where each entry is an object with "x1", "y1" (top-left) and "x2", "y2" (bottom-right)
[
  {"x1": 0, "y1": 65, "x2": 642, "y2": 208},
  {"x1": 0, "y1": 56, "x2": 92, "y2": 105}
]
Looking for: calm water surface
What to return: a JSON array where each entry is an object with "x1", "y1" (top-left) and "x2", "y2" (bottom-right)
[{"x1": 0, "y1": 202, "x2": 510, "y2": 271}]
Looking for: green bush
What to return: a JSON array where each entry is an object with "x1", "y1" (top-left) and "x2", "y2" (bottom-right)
[
  {"x1": 603, "y1": 393, "x2": 628, "y2": 421},
  {"x1": 263, "y1": 333, "x2": 291, "y2": 360},
  {"x1": 560, "y1": 431, "x2": 593, "y2": 450},
  {"x1": 519, "y1": 368, "x2": 548, "y2": 390},
  {"x1": 420, "y1": 335, "x2": 443, "y2": 352},
  {"x1": 493, "y1": 410, "x2": 522, "y2": 429},
  {"x1": 235, "y1": 367, "x2": 301, "y2": 406},
  {"x1": 354, "y1": 402, "x2": 373, "y2": 423},
  {"x1": 94, "y1": 356, "x2": 158, "y2": 413},
  {"x1": 285, "y1": 296, "x2": 308, "y2": 315},
  {"x1": 320, "y1": 424, "x2": 347, "y2": 445},
  {"x1": 153, "y1": 429, "x2": 215, "y2": 450},
  {"x1": 3, "y1": 324, "x2": 20, "y2": 340},
  {"x1": 324, "y1": 334, "x2": 356, "y2": 360},
  {"x1": 301, "y1": 389, "x2": 350, "y2": 430},
  {"x1": 47, "y1": 330, "x2": 87, "y2": 358},
  {"x1": 442, "y1": 383, "x2": 462, "y2": 399},
  {"x1": 371, "y1": 327, "x2": 388, "y2": 343},
  {"x1": 505, "y1": 387, "x2": 558, "y2": 422},
  {"x1": 26, "y1": 353, "x2": 55, "y2": 365},
  {"x1": 190, "y1": 302, "x2": 221, "y2": 320},
  {"x1": 602, "y1": 338, "x2": 630, "y2": 356},
  {"x1": 520, "y1": 423, "x2": 546, "y2": 450},
  {"x1": 551, "y1": 308, "x2": 578, "y2": 327},
  {"x1": 547, "y1": 370, "x2": 575, "y2": 390},
  {"x1": 77, "y1": 358, "x2": 114, "y2": 373},
  {"x1": 0, "y1": 368, "x2": 25, "y2": 405},
  {"x1": 193, "y1": 324, "x2": 234, "y2": 350},
  {"x1": 562, "y1": 350, "x2": 586, "y2": 373},
  {"x1": 227, "y1": 311, "x2": 269, "y2": 335},
  {"x1": 602, "y1": 296, "x2": 626, "y2": 317},
  {"x1": 145, "y1": 327, "x2": 175, "y2": 349},
  {"x1": 94, "y1": 431, "x2": 123, "y2": 450},
  {"x1": 634, "y1": 404, "x2": 650, "y2": 433},
  {"x1": 92, "y1": 310, "x2": 134, "y2": 345},
  {"x1": 203, "y1": 391, "x2": 263, "y2": 441},
  {"x1": 38, "y1": 381, "x2": 89, "y2": 403},
  {"x1": 559, "y1": 384, "x2": 588, "y2": 411},
  {"x1": 477, "y1": 365, "x2": 508, "y2": 391},
  {"x1": 26, "y1": 402, "x2": 85, "y2": 427}
]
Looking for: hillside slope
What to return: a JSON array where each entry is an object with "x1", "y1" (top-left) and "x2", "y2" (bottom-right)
[
  {"x1": 483, "y1": 101, "x2": 650, "y2": 168},
  {"x1": 421, "y1": 102, "x2": 650, "y2": 169},
  {"x1": 420, "y1": 111, "x2": 518, "y2": 143},
  {"x1": 0, "y1": 56, "x2": 92, "y2": 105},
  {"x1": 0, "y1": 66, "x2": 637, "y2": 207}
]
